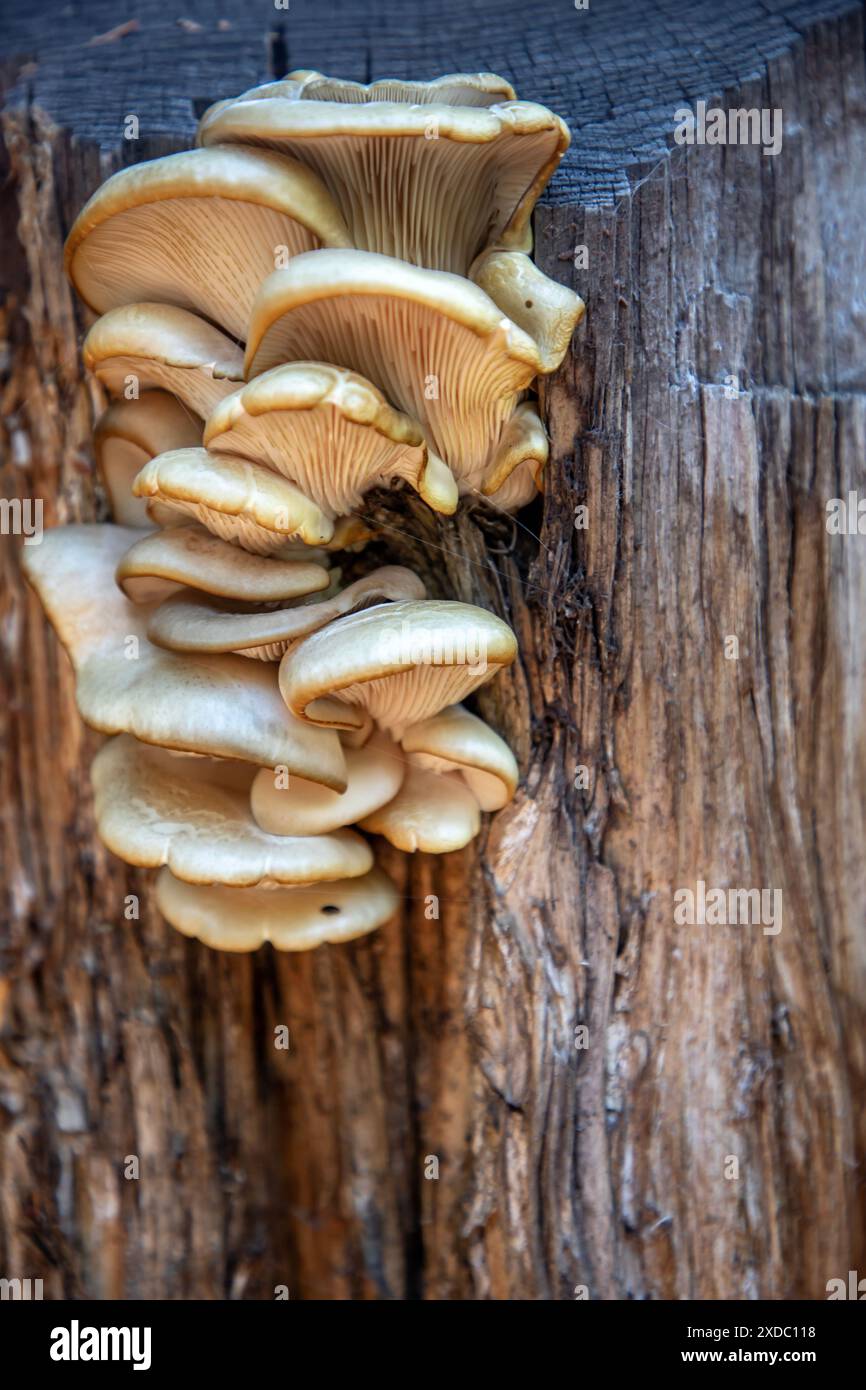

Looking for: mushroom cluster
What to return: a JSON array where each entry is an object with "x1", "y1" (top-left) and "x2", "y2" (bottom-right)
[{"x1": 23, "y1": 70, "x2": 583, "y2": 953}]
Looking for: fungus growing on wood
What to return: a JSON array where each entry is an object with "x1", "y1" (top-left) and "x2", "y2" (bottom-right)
[
  {"x1": 251, "y1": 730, "x2": 405, "y2": 835},
  {"x1": 92, "y1": 734, "x2": 372, "y2": 887},
  {"x1": 278, "y1": 599, "x2": 518, "y2": 739},
  {"x1": 154, "y1": 864, "x2": 399, "y2": 952},
  {"x1": 198, "y1": 89, "x2": 568, "y2": 272},
  {"x1": 132, "y1": 447, "x2": 335, "y2": 549},
  {"x1": 204, "y1": 362, "x2": 458, "y2": 517},
  {"x1": 115, "y1": 523, "x2": 331, "y2": 605},
  {"x1": 93, "y1": 392, "x2": 202, "y2": 526},
  {"x1": 66, "y1": 146, "x2": 352, "y2": 338},
  {"x1": 84, "y1": 303, "x2": 244, "y2": 419},
  {"x1": 244, "y1": 248, "x2": 578, "y2": 496}
]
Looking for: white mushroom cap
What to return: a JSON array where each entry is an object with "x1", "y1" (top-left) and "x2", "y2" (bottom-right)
[
  {"x1": 21, "y1": 523, "x2": 348, "y2": 787},
  {"x1": 154, "y1": 865, "x2": 399, "y2": 952},
  {"x1": 251, "y1": 729, "x2": 405, "y2": 835},
  {"x1": 359, "y1": 763, "x2": 481, "y2": 852},
  {"x1": 223, "y1": 71, "x2": 517, "y2": 106},
  {"x1": 84, "y1": 303, "x2": 244, "y2": 420},
  {"x1": 470, "y1": 248, "x2": 585, "y2": 374},
  {"x1": 279, "y1": 598, "x2": 518, "y2": 740},
  {"x1": 400, "y1": 703, "x2": 519, "y2": 811},
  {"x1": 93, "y1": 391, "x2": 203, "y2": 527},
  {"x1": 92, "y1": 734, "x2": 372, "y2": 887},
  {"x1": 66, "y1": 145, "x2": 352, "y2": 338},
  {"x1": 204, "y1": 362, "x2": 458, "y2": 517},
  {"x1": 147, "y1": 565, "x2": 426, "y2": 661},
  {"x1": 199, "y1": 96, "x2": 568, "y2": 272},
  {"x1": 245, "y1": 249, "x2": 544, "y2": 489},
  {"x1": 115, "y1": 523, "x2": 331, "y2": 605},
  {"x1": 132, "y1": 447, "x2": 335, "y2": 550}
]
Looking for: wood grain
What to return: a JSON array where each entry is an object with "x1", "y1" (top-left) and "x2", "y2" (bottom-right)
[{"x1": 1, "y1": 0, "x2": 864, "y2": 1299}]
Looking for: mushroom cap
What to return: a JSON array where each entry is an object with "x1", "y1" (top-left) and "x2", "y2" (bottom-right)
[
  {"x1": 204, "y1": 361, "x2": 458, "y2": 517},
  {"x1": 132, "y1": 447, "x2": 335, "y2": 550},
  {"x1": 245, "y1": 249, "x2": 542, "y2": 486},
  {"x1": 199, "y1": 97, "x2": 568, "y2": 272},
  {"x1": 21, "y1": 524, "x2": 348, "y2": 788},
  {"x1": 400, "y1": 703, "x2": 518, "y2": 811},
  {"x1": 279, "y1": 598, "x2": 518, "y2": 739},
  {"x1": 93, "y1": 392, "x2": 202, "y2": 527},
  {"x1": 115, "y1": 523, "x2": 330, "y2": 605},
  {"x1": 481, "y1": 402, "x2": 548, "y2": 500},
  {"x1": 359, "y1": 763, "x2": 481, "y2": 852},
  {"x1": 92, "y1": 734, "x2": 371, "y2": 887},
  {"x1": 483, "y1": 457, "x2": 542, "y2": 512},
  {"x1": 154, "y1": 864, "x2": 399, "y2": 952},
  {"x1": 147, "y1": 565, "x2": 426, "y2": 661},
  {"x1": 470, "y1": 248, "x2": 585, "y2": 374},
  {"x1": 221, "y1": 71, "x2": 517, "y2": 106},
  {"x1": 251, "y1": 729, "x2": 405, "y2": 835},
  {"x1": 84, "y1": 303, "x2": 244, "y2": 420},
  {"x1": 66, "y1": 145, "x2": 352, "y2": 338}
]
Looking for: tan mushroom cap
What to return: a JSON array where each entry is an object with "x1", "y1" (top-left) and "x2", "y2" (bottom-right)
[
  {"x1": 93, "y1": 391, "x2": 203, "y2": 527},
  {"x1": 84, "y1": 303, "x2": 244, "y2": 420},
  {"x1": 359, "y1": 763, "x2": 481, "y2": 852},
  {"x1": 65, "y1": 145, "x2": 352, "y2": 338},
  {"x1": 147, "y1": 565, "x2": 426, "y2": 661},
  {"x1": 400, "y1": 703, "x2": 518, "y2": 811},
  {"x1": 93, "y1": 734, "x2": 371, "y2": 887},
  {"x1": 279, "y1": 598, "x2": 518, "y2": 739},
  {"x1": 199, "y1": 96, "x2": 568, "y2": 272},
  {"x1": 225, "y1": 71, "x2": 517, "y2": 106},
  {"x1": 21, "y1": 524, "x2": 348, "y2": 788},
  {"x1": 204, "y1": 362, "x2": 458, "y2": 517},
  {"x1": 251, "y1": 729, "x2": 405, "y2": 835},
  {"x1": 245, "y1": 249, "x2": 544, "y2": 489},
  {"x1": 133, "y1": 447, "x2": 335, "y2": 551},
  {"x1": 481, "y1": 402, "x2": 548, "y2": 500},
  {"x1": 470, "y1": 248, "x2": 585, "y2": 375},
  {"x1": 154, "y1": 864, "x2": 399, "y2": 952},
  {"x1": 115, "y1": 523, "x2": 331, "y2": 605}
]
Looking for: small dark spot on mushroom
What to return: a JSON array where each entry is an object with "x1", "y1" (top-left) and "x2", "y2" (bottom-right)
[
  {"x1": 320, "y1": 904, "x2": 340, "y2": 915},
  {"x1": 524, "y1": 299, "x2": 533, "y2": 308}
]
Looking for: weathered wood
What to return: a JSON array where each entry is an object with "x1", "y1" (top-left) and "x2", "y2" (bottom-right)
[{"x1": 1, "y1": 0, "x2": 865, "y2": 1300}]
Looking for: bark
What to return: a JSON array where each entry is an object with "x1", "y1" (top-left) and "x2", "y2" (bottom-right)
[{"x1": 1, "y1": 0, "x2": 864, "y2": 1300}]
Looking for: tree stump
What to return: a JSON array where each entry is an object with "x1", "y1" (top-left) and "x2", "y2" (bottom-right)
[{"x1": 1, "y1": 0, "x2": 864, "y2": 1300}]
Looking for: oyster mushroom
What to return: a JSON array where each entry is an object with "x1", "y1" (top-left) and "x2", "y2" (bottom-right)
[
  {"x1": 94, "y1": 391, "x2": 202, "y2": 527},
  {"x1": 132, "y1": 447, "x2": 335, "y2": 550},
  {"x1": 84, "y1": 303, "x2": 244, "y2": 419},
  {"x1": 92, "y1": 734, "x2": 372, "y2": 887},
  {"x1": 400, "y1": 703, "x2": 518, "y2": 810},
  {"x1": 198, "y1": 93, "x2": 568, "y2": 272},
  {"x1": 251, "y1": 729, "x2": 405, "y2": 835},
  {"x1": 225, "y1": 71, "x2": 517, "y2": 106},
  {"x1": 21, "y1": 523, "x2": 347, "y2": 787},
  {"x1": 470, "y1": 247, "x2": 585, "y2": 374},
  {"x1": 115, "y1": 523, "x2": 331, "y2": 605},
  {"x1": 204, "y1": 362, "x2": 458, "y2": 517},
  {"x1": 279, "y1": 598, "x2": 518, "y2": 740},
  {"x1": 66, "y1": 146, "x2": 352, "y2": 338},
  {"x1": 147, "y1": 565, "x2": 426, "y2": 661},
  {"x1": 154, "y1": 864, "x2": 399, "y2": 952},
  {"x1": 245, "y1": 249, "x2": 569, "y2": 493},
  {"x1": 359, "y1": 763, "x2": 481, "y2": 853}
]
